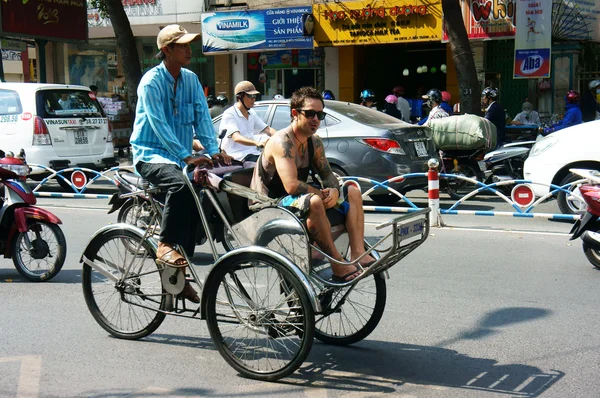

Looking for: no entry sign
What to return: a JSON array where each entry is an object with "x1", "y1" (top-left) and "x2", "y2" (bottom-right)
[
  {"x1": 70, "y1": 170, "x2": 88, "y2": 190},
  {"x1": 511, "y1": 184, "x2": 535, "y2": 207}
]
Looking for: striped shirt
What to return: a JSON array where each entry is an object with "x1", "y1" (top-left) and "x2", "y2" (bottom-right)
[{"x1": 130, "y1": 62, "x2": 219, "y2": 169}]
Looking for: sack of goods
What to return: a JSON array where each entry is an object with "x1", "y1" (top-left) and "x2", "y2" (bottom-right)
[{"x1": 428, "y1": 115, "x2": 497, "y2": 150}]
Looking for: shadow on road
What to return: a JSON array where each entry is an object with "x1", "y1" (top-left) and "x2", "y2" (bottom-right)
[
  {"x1": 0, "y1": 268, "x2": 83, "y2": 284},
  {"x1": 103, "y1": 307, "x2": 564, "y2": 397}
]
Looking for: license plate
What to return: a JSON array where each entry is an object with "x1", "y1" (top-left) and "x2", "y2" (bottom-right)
[
  {"x1": 74, "y1": 130, "x2": 88, "y2": 145},
  {"x1": 477, "y1": 160, "x2": 487, "y2": 171},
  {"x1": 397, "y1": 220, "x2": 425, "y2": 241},
  {"x1": 414, "y1": 141, "x2": 428, "y2": 157}
]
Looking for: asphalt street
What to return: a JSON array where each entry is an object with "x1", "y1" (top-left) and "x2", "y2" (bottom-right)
[{"x1": 0, "y1": 187, "x2": 598, "y2": 397}]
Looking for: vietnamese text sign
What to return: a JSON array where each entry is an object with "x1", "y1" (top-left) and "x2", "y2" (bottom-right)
[
  {"x1": 514, "y1": 0, "x2": 551, "y2": 79},
  {"x1": 201, "y1": 7, "x2": 313, "y2": 54},
  {"x1": 1, "y1": 0, "x2": 88, "y2": 42},
  {"x1": 313, "y1": 0, "x2": 442, "y2": 47},
  {"x1": 443, "y1": 0, "x2": 516, "y2": 41}
]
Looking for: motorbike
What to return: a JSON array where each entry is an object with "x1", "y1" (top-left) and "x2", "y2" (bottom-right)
[
  {"x1": 0, "y1": 150, "x2": 66, "y2": 281},
  {"x1": 569, "y1": 168, "x2": 600, "y2": 269},
  {"x1": 440, "y1": 148, "x2": 488, "y2": 199},
  {"x1": 483, "y1": 140, "x2": 535, "y2": 183},
  {"x1": 108, "y1": 161, "x2": 246, "y2": 253}
]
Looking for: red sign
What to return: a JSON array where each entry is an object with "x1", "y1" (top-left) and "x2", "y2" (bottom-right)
[
  {"x1": 511, "y1": 184, "x2": 535, "y2": 207},
  {"x1": 1, "y1": 0, "x2": 88, "y2": 42},
  {"x1": 70, "y1": 171, "x2": 88, "y2": 190}
]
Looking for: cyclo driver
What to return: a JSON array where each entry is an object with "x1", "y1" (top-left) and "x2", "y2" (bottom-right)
[{"x1": 130, "y1": 24, "x2": 231, "y2": 303}]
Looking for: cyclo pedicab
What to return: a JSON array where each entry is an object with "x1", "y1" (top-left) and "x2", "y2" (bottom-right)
[{"x1": 80, "y1": 162, "x2": 431, "y2": 381}]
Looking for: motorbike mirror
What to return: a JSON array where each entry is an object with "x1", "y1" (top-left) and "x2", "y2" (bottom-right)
[{"x1": 219, "y1": 129, "x2": 227, "y2": 139}]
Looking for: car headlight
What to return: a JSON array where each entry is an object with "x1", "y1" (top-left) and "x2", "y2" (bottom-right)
[{"x1": 529, "y1": 135, "x2": 558, "y2": 157}]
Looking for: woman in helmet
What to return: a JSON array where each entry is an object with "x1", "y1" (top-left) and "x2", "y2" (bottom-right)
[
  {"x1": 360, "y1": 89, "x2": 377, "y2": 109},
  {"x1": 543, "y1": 90, "x2": 583, "y2": 135},
  {"x1": 582, "y1": 79, "x2": 600, "y2": 122},
  {"x1": 418, "y1": 88, "x2": 449, "y2": 126},
  {"x1": 322, "y1": 90, "x2": 335, "y2": 100},
  {"x1": 383, "y1": 94, "x2": 403, "y2": 120}
]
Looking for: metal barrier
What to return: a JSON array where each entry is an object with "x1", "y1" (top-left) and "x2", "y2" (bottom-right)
[
  {"x1": 27, "y1": 162, "x2": 584, "y2": 226},
  {"x1": 340, "y1": 160, "x2": 583, "y2": 227},
  {"x1": 28, "y1": 164, "x2": 132, "y2": 199}
]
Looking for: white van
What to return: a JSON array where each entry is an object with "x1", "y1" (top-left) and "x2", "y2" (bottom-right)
[{"x1": 0, "y1": 83, "x2": 116, "y2": 188}]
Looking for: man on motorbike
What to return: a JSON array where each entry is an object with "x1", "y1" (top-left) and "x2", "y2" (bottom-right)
[
  {"x1": 130, "y1": 24, "x2": 232, "y2": 303},
  {"x1": 481, "y1": 87, "x2": 507, "y2": 146},
  {"x1": 219, "y1": 81, "x2": 277, "y2": 164},
  {"x1": 543, "y1": 90, "x2": 583, "y2": 135},
  {"x1": 250, "y1": 86, "x2": 375, "y2": 282}
]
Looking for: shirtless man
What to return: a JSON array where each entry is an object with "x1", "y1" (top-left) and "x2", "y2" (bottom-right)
[{"x1": 251, "y1": 87, "x2": 375, "y2": 281}]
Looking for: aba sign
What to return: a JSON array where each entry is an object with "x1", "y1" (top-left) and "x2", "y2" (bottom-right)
[{"x1": 515, "y1": 49, "x2": 550, "y2": 78}]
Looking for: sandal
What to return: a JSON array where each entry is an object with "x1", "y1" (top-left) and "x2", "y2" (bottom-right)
[
  {"x1": 331, "y1": 267, "x2": 362, "y2": 283},
  {"x1": 156, "y1": 248, "x2": 188, "y2": 268}
]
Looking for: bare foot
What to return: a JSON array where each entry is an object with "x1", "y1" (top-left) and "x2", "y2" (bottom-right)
[
  {"x1": 156, "y1": 243, "x2": 187, "y2": 266},
  {"x1": 331, "y1": 260, "x2": 361, "y2": 282}
]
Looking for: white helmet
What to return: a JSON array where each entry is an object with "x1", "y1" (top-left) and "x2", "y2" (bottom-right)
[
  {"x1": 589, "y1": 80, "x2": 600, "y2": 90},
  {"x1": 273, "y1": 94, "x2": 284, "y2": 100}
]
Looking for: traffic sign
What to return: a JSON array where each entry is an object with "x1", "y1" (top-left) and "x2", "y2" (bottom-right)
[
  {"x1": 511, "y1": 184, "x2": 535, "y2": 207},
  {"x1": 70, "y1": 171, "x2": 88, "y2": 190}
]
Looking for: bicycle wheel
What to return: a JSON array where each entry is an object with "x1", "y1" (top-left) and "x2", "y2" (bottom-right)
[
  {"x1": 11, "y1": 220, "x2": 66, "y2": 282},
  {"x1": 315, "y1": 271, "x2": 386, "y2": 346},
  {"x1": 205, "y1": 252, "x2": 315, "y2": 381},
  {"x1": 118, "y1": 198, "x2": 156, "y2": 230},
  {"x1": 82, "y1": 229, "x2": 167, "y2": 339}
]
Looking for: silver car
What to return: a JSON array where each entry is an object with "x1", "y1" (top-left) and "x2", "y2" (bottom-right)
[{"x1": 212, "y1": 100, "x2": 436, "y2": 205}]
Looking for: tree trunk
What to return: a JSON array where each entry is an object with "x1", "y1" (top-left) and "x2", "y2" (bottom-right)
[
  {"x1": 442, "y1": 0, "x2": 480, "y2": 115},
  {"x1": 104, "y1": 0, "x2": 142, "y2": 113}
]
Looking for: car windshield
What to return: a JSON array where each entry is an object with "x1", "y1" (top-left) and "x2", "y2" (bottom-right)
[
  {"x1": 39, "y1": 89, "x2": 103, "y2": 118},
  {"x1": 325, "y1": 101, "x2": 402, "y2": 125}
]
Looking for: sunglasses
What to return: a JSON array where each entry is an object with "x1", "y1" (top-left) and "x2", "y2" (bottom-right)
[
  {"x1": 245, "y1": 94, "x2": 258, "y2": 99},
  {"x1": 297, "y1": 109, "x2": 326, "y2": 120}
]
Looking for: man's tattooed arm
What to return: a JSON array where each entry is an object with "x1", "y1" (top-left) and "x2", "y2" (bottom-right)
[
  {"x1": 313, "y1": 136, "x2": 340, "y2": 190},
  {"x1": 292, "y1": 181, "x2": 310, "y2": 196},
  {"x1": 281, "y1": 133, "x2": 294, "y2": 159}
]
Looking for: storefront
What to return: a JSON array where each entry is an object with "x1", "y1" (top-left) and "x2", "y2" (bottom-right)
[{"x1": 312, "y1": 0, "x2": 445, "y2": 109}]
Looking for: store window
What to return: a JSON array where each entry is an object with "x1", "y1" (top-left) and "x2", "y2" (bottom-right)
[{"x1": 66, "y1": 39, "x2": 118, "y2": 94}]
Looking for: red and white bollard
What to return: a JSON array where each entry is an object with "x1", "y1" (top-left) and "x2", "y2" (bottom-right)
[{"x1": 427, "y1": 158, "x2": 441, "y2": 227}]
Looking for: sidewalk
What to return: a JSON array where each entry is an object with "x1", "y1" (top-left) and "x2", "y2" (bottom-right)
[{"x1": 115, "y1": 147, "x2": 133, "y2": 167}]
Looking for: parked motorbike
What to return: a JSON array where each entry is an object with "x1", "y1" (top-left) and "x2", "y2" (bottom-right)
[
  {"x1": 0, "y1": 151, "x2": 66, "y2": 281},
  {"x1": 569, "y1": 168, "x2": 600, "y2": 269},
  {"x1": 483, "y1": 141, "x2": 535, "y2": 183}
]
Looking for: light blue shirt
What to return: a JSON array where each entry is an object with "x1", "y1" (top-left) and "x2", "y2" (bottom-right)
[{"x1": 130, "y1": 62, "x2": 219, "y2": 169}]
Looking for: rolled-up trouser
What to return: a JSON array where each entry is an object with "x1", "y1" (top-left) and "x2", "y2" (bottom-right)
[{"x1": 136, "y1": 162, "x2": 197, "y2": 256}]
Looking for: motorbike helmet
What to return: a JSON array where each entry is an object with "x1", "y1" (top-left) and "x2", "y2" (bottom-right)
[
  {"x1": 384, "y1": 94, "x2": 398, "y2": 104},
  {"x1": 206, "y1": 94, "x2": 216, "y2": 107},
  {"x1": 273, "y1": 94, "x2": 285, "y2": 100},
  {"x1": 360, "y1": 89, "x2": 375, "y2": 102},
  {"x1": 322, "y1": 90, "x2": 335, "y2": 100},
  {"x1": 216, "y1": 95, "x2": 228, "y2": 107},
  {"x1": 441, "y1": 91, "x2": 452, "y2": 102},
  {"x1": 482, "y1": 87, "x2": 499, "y2": 99},
  {"x1": 392, "y1": 86, "x2": 404, "y2": 96},
  {"x1": 423, "y1": 89, "x2": 442, "y2": 107},
  {"x1": 565, "y1": 90, "x2": 580, "y2": 104},
  {"x1": 589, "y1": 80, "x2": 600, "y2": 91}
]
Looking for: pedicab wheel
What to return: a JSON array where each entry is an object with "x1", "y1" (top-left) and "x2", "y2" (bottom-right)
[
  {"x1": 315, "y1": 271, "x2": 386, "y2": 346},
  {"x1": 583, "y1": 243, "x2": 600, "y2": 270},
  {"x1": 82, "y1": 229, "x2": 168, "y2": 340},
  {"x1": 205, "y1": 252, "x2": 315, "y2": 381},
  {"x1": 11, "y1": 220, "x2": 66, "y2": 282}
]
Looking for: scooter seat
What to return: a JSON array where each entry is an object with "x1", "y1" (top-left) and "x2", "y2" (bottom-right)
[{"x1": 117, "y1": 170, "x2": 147, "y2": 189}]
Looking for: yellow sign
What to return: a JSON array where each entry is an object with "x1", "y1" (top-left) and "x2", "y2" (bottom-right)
[{"x1": 314, "y1": 0, "x2": 442, "y2": 46}]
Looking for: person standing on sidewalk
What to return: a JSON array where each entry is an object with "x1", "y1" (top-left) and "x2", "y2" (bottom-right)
[
  {"x1": 393, "y1": 86, "x2": 412, "y2": 123},
  {"x1": 130, "y1": 24, "x2": 231, "y2": 303}
]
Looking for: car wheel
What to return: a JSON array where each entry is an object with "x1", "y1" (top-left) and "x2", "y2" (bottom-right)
[{"x1": 557, "y1": 172, "x2": 587, "y2": 215}]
